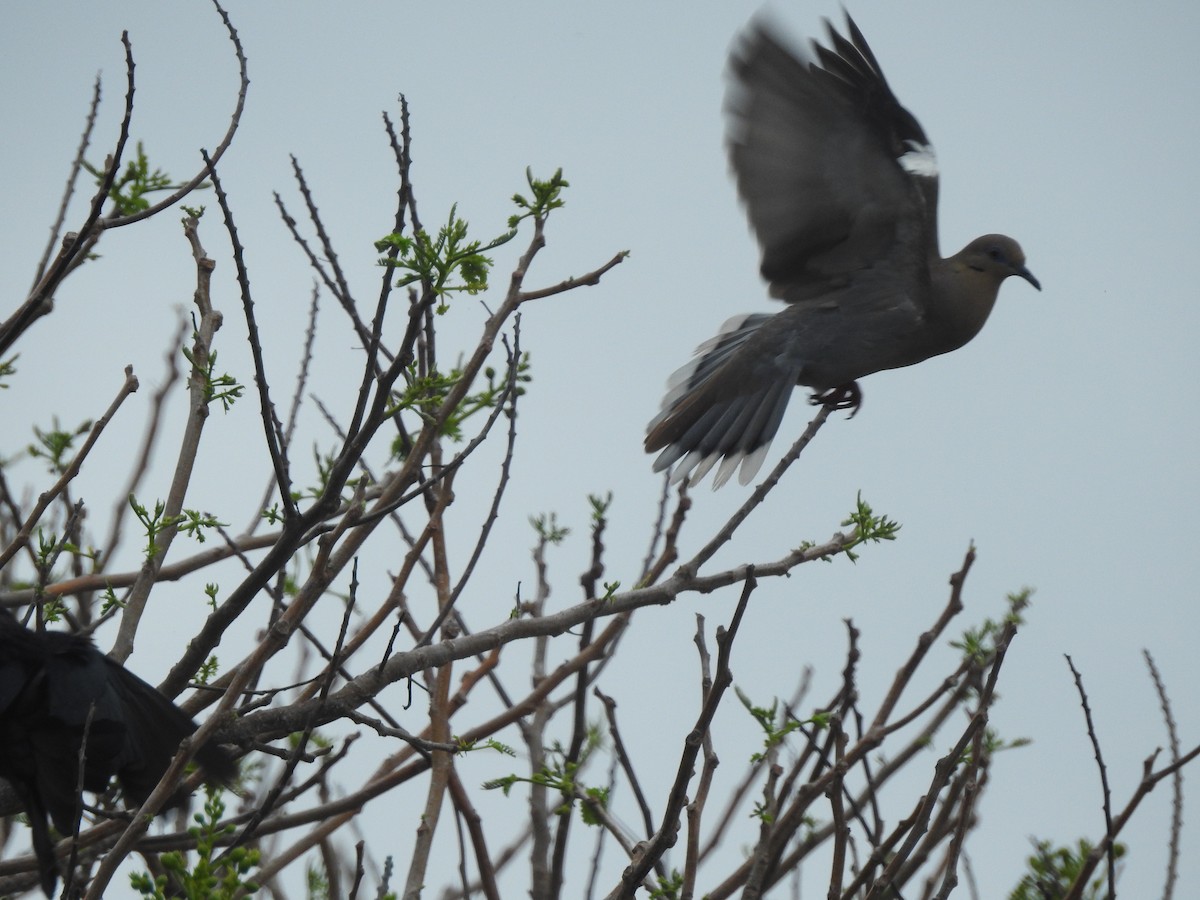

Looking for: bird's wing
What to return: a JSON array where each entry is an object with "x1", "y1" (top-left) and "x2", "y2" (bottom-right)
[
  {"x1": 102, "y1": 660, "x2": 238, "y2": 803},
  {"x1": 727, "y1": 15, "x2": 938, "y2": 304}
]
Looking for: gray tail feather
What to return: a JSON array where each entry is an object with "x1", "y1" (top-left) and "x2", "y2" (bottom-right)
[{"x1": 646, "y1": 314, "x2": 796, "y2": 488}]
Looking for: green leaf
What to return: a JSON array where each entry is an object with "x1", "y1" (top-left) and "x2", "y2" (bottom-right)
[
  {"x1": 377, "y1": 204, "x2": 517, "y2": 301},
  {"x1": 509, "y1": 167, "x2": 570, "y2": 227},
  {"x1": 839, "y1": 491, "x2": 901, "y2": 563},
  {"x1": 84, "y1": 141, "x2": 202, "y2": 216}
]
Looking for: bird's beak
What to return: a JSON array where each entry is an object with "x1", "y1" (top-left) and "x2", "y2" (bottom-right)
[{"x1": 1016, "y1": 265, "x2": 1041, "y2": 291}]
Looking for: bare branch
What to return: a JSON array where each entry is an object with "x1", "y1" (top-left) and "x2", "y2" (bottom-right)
[
  {"x1": 0, "y1": 366, "x2": 138, "y2": 572},
  {"x1": 610, "y1": 569, "x2": 758, "y2": 895},
  {"x1": 1065, "y1": 654, "x2": 1118, "y2": 900},
  {"x1": 1144, "y1": 649, "x2": 1182, "y2": 900},
  {"x1": 32, "y1": 75, "x2": 102, "y2": 289}
]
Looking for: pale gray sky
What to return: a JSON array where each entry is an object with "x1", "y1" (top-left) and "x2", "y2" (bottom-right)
[{"x1": 2, "y1": 1, "x2": 1199, "y2": 896}]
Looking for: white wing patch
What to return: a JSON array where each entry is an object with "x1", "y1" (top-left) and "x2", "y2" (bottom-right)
[{"x1": 898, "y1": 140, "x2": 938, "y2": 178}]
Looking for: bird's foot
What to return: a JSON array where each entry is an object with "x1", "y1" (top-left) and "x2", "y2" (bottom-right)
[{"x1": 809, "y1": 382, "x2": 862, "y2": 418}]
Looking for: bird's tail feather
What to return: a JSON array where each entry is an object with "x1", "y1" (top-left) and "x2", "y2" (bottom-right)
[
  {"x1": 646, "y1": 314, "x2": 796, "y2": 488},
  {"x1": 14, "y1": 784, "x2": 60, "y2": 897}
]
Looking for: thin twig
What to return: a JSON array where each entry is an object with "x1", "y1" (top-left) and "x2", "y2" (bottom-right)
[
  {"x1": 1065, "y1": 654, "x2": 1117, "y2": 900},
  {"x1": 610, "y1": 568, "x2": 758, "y2": 896},
  {"x1": 32, "y1": 76, "x2": 102, "y2": 289},
  {"x1": 0, "y1": 367, "x2": 139, "y2": 572},
  {"x1": 104, "y1": 0, "x2": 249, "y2": 230},
  {"x1": 678, "y1": 406, "x2": 831, "y2": 579},
  {"x1": 111, "y1": 213, "x2": 223, "y2": 662},
  {"x1": 203, "y1": 152, "x2": 297, "y2": 519},
  {"x1": 1143, "y1": 649, "x2": 1181, "y2": 900}
]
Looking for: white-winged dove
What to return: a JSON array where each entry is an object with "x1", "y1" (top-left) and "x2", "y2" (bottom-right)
[{"x1": 645, "y1": 15, "x2": 1040, "y2": 488}]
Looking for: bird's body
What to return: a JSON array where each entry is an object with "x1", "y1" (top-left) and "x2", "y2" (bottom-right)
[
  {"x1": 0, "y1": 609, "x2": 237, "y2": 896},
  {"x1": 646, "y1": 16, "x2": 1040, "y2": 487}
]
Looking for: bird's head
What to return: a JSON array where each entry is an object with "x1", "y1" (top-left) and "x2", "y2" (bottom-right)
[{"x1": 960, "y1": 234, "x2": 1041, "y2": 291}]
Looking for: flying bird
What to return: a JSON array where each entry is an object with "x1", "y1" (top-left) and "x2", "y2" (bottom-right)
[
  {"x1": 645, "y1": 15, "x2": 1040, "y2": 488},
  {"x1": 0, "y1": 608, "x2": 237, "y2": 896}
]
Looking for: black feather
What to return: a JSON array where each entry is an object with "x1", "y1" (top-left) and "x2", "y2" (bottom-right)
[{"x1": 0, "y1": 609, "x2": 237, "y2": 896}]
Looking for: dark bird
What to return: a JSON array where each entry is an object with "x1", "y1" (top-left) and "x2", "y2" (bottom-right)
[
  {"x1": 645, "y1": 15, "x2": 1040, "y2": 487},
  {"x1": 0, "y1": 608, "x2": 237, "y2": 896}
]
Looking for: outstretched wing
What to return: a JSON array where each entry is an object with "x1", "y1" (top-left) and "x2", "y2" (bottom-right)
[{"x1": 727, "y1": 15, "x2": 938, "y2": 303}]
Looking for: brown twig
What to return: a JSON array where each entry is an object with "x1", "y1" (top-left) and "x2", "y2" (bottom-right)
[
  {"x1": 32, "y1": 75, "x2": 101, "y2": 289},
  {"x1": 111, "y1": 214, "x2": 222, "y2": 662},
  {"x1": 103, "y1": 316, "x2": 188, "y2": 569},
  {"x1": 610, "y1": 568, "x2": 758, "y2": 896},
  {"x1": 1143, "y1": 649, "x2": 1182, "y2": 900},
  {"x1": 676, "y1": 405, "x2": 831, "y2": 580},
  {"x1": 0, "y1": 366, "x2": 139, "y2": 572},
  {"x1": 0, "y1": 33, "x2": 135, "y2": 355},
  {"x1": 680, "y1": 621, "x2": 720, "y2": 900},
  {"x1": 1063, "y1": 741, "x2": 1200, "y2": 900},
  {"x1": 103, "y1": 0, "x2": 249, "y2": 230},
  {"x1": 1065, "y1": 654, "x2": 1117, "y2": 900}
]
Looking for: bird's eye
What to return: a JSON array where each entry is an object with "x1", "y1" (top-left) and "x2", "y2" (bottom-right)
[{"x1": 988, "y1": 247, "x2": 1004, "y2": 262}]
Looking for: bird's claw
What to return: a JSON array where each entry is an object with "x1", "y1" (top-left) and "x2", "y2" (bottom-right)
[{"x1": 809, "y1": 382, "x2": 862, "y2": 418}]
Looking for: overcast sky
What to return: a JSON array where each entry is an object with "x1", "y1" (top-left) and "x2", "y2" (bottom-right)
[{"x1": 3, "y1": 1, "x2": 1199, "y2": 896}]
